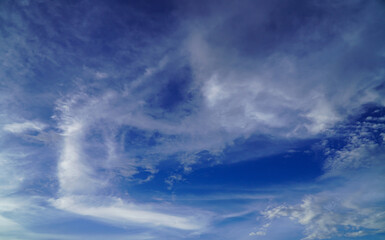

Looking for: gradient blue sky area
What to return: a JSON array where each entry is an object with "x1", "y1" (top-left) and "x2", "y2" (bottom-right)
[{"x1": 1, "y1": 0, "x2": 385, "y2": 239}]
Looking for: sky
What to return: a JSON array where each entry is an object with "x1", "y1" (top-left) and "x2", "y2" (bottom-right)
[{"x1": 0, "y1": 0, "x2": 385, "y2": 239}]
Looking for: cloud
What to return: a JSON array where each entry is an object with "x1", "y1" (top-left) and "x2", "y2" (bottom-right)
[
  {"x1": 0, "y1": 0, "x2": 384, "y2": 238},
  {"x1": 263, "y1": 181, "x2": 385, "y2": 239},
  {"x1": 3, "y1": 0, "x2": 384, "y2": 185},
  {"x1": 51, "y1": 195, "x2": 206, "y2": 231},
  {"x1": 249, "y1": 231, "x2": 266, "y2": 236},
  {"x1": 34, "y1": 0, "x2": 383, "y2": 182},
  {"x1": 165, "y1": 174, "x2": 184, "y2": 190},
  {"x1": 3, "y1": 121, "x2": 47, "y2": 134},
  {"x1": 182, "y1": 0, "x2": 385, "y2": 139},
  {"x1": 0, "y1": 196, "x2": 26, "y2": 233},
  {"x1": 0, "y1": 153, "x2": 24, "y2": 193},
  {"x1": 320, "y1": 114, "x2": 385, "y2": 177},
  {"x1": 57, "y1": 118, "x2": 103, "y2": 195},
  {"x1": 0, "y1": 196, "x2": 49, "y2": 240},
  {"x1": 95, "y1": 72, "x2": 108, "y2": 79},
  {"x1": 51, "y1": 91, "x2": 212, "y2": 231},
  {"x1": 0, "y1": 214, "x2": 21, "y2": 231},
  {"x1": 260, "y1": 109, "x2": 385, "y2": 239}
]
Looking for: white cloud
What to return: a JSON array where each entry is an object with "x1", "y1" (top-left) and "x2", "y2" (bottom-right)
[
  {"x1": 263, "y1": 184, "x2": 385, "y2": 239},
  {"x1": 42, "y1": 0, "x2": 385, "y2": 183},
  {"x1": 51, "y1": 92, "x2": 212, "y2": 231},
  {"x1": 1, "y1": 1, "x2": 384, "y2": 238},
  {"x1": 304, "y1": 98, "x2": 340, "y2": 134},
  {"x1": 203, "y1": 74, "x2": 229, "y2": 107},
  {"x1": 344, "y1": 231, "x2": 366, "y2": 237},
  {"x1": 0, "y1": 197, "x2": 28, "y2": 233},
  {"x1": 95, "y1": 72, "x2": 108, "y2": 79},
  {"x1": 3, "y1": 121, "x2": 46, "y2": 134},
  {"x1": 57, "y1": 119, "x2": 104, "y2": 195},
  {"x1": 165, "y1": 174, "x2": 183, "y2": 190},
  {"x1": 0, "y1": 152, "x2": 29, "y2": 194},
  {"x1": 0, "y1": 215, "x2": 21, "y2": 232},
  {"x1": 182, "y1": 0, "x2": 385, "y2": 140},
  {"x1": 249, "y1": 231, "x2": 266, "y2": 236},
  {"x1": 51, "y1": 195, "x2": 206, "y2": 231},
  {"x1": 323, "y1": 120, "x2": 385, "y2": 177},
  {"x1": 261, "y1": 117, "x2": 385, "y2": 239},
  {"x1": 0, "y1": 196, "x2": 49, "y2": 239}
]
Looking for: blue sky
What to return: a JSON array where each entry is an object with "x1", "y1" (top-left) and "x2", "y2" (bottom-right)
[{"x1": 1, "y1": 0, "x2": 385, "y2": 239}]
